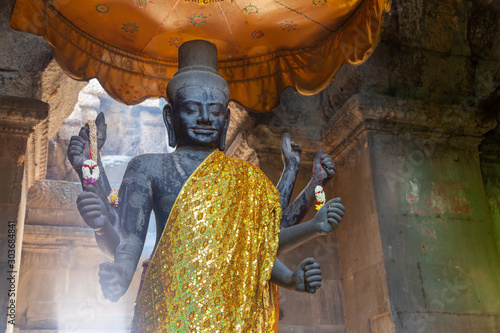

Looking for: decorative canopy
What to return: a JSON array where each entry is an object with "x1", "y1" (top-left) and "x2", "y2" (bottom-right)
[{"x1": 10, "y1": 0, "x2": 390, "y2": 111}]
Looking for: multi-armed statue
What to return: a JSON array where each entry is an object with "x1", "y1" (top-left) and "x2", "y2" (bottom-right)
[{"x1": 68, "y1": 40, "x2": 345, "y2": 332}]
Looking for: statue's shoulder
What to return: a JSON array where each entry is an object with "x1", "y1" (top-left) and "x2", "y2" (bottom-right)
[{"x1": 124, "y1": 153, "x2": 172, "y2": 175}]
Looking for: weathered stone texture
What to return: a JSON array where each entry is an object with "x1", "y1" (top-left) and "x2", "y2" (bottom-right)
[
  {"x1": 0, "y1": 0, "x2": 52, "y2": 99},
  {"x1": 479, "y1": 99, "x2": 500, "y2": 259},
  {"x1": 330, "y1": 134, "x2": 394, "y2": 333},
  {"x1": 2, "y1": 2, "x2": 86, "y2": 186},
  {"x1": 25, "y1": 180, "x2": 86, "y2": 228},
  {"x1": 364, "y1": 97, "x2": 499, "y2": 331},
  {"x1": 0, "y1": 95, "x2": 49, "y2": 331},
  {"x1": 318, "y1": 0, "x2": 500, "y2": 116}
]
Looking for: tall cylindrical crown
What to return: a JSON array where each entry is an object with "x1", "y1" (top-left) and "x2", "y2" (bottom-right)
[
  {"x1": 167, "y1": 40, "x2": 230, "y2": 104},
  {"x1": 177, "y1": 40, "x2": 219, "y2": 75}
]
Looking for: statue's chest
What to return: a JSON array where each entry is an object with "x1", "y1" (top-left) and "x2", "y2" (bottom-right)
[
  {"x1": 152, "y1": 168, "x2": 187, "y2": 218},
  {"x1": 151, "y1": 155, "x2": 204, "y2": 221}
]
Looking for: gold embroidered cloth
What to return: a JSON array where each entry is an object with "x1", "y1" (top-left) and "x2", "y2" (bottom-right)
[
  {"x1": 10, "y1": 0, "x2": 390, "y2": 111},
  {"x1": 132, "y1": 149, "x2": 281, "y2": 332}
]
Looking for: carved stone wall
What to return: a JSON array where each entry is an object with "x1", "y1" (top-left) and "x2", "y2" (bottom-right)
[
  {"x1": 1, "y1": 2, "x2": 94, "y2": 331},
  {"x1": 479, "y1": 102, "x2": 500, "y2": 257},
  {"x1": 0, "y1": 96, "x2": 49, "y2": 331}
]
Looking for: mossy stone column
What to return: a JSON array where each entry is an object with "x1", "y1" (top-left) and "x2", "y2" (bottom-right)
[{"x1": 324, "y1": 93, "x2": 499, "y2": 332}]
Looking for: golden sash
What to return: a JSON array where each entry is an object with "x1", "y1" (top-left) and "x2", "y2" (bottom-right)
[{"x1": 132, "y1": 149, "x2": 281, "y2": 332}]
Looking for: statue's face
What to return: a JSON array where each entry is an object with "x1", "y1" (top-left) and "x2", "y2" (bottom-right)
[{"x1": 172, "y1": 85, "x2": 228, "y2": 147}]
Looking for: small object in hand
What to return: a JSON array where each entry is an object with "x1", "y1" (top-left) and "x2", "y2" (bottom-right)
[
  {"x1": 82, "y1": 159, "x2": 100, "y2": 188},
  {"x1": 83, "y1": 177, "x2": 97, "y2": 187},
  {"x1": 86, "y1": 120, "x2": 99, "y2": 162},
  {"x1": 108, "y1": 187, "x2": 119, "y2": 208},
  {"x1": 81, "y1": 119, "x2": 100, "y2": 188},
  {"x1": 315, "y1": 185, "x2": 325, "y2": 210}
]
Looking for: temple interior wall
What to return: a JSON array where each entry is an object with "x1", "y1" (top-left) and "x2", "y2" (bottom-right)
[
  {"x1": 1, "y1": 0, "x2": 500, "y2": 332},
  {"x1": 326, "y1": 134, "x2": 391, "y2": 333},
  {"x1": 480, "y1": 115, "x2": 500, "y2": 257},
  {"x1": 368, "y1": 124, "x2": 500, "y2": 331}
]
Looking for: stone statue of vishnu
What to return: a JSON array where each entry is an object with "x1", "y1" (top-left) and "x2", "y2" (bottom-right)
[{"x1": 67, "y1": 40, "x2": 345, "y2": 332}]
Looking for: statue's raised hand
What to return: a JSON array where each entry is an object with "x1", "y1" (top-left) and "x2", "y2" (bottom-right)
[
  {"x1": 67, "y1": 126, "x2": 89, "y2": 170},
  {"x1": 98, "y1": 261, "x2": 135, "y2": 302},
  {"x1": 67, "y1": 112, "x2": 107, "y2": 170},
  {"x1": 77, "y1": 184, "x2": 108, "y2": 229},
  {"x1": 281, "y1": 132, "x2": 302, "y2": 169},
  {"x1": 312, "y1": 198, "x2": 345, "y2": 234},
  {"x1": 292, "y1": 258, "x2": 322, "y2": 293},
  {"x1": 313, "y1": 150, "x2": 336, "y2": 186}
]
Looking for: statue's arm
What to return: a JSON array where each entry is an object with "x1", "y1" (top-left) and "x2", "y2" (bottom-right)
[
  {"x1": 271, "y1": 197, "x2": 344, "y2": 293},
  {"x1": 281, "y1": 150, "x2": 336, "y2": 227},
  {"x1": 280, "y1": 178, "x2": 316, "y2": 228},
  {"x1": 113, "y1": 166, "x2": 152, "y2": 269},
  {"x1": 276, "y1": 133, "x2": 301, "y2": 210},
  {"x1": 76, "y1": 156, "x2": 153, "y2": 302},
  {"x1": 278, "y1": 198, "x2": 344, "y2": 256},
  {"x1": 99, "y1": 157, "x2": 153, "y2": 302}
]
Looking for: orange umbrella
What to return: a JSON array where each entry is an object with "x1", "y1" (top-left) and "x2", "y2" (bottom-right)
[{"x1": 10, "y1": 0, "x2": 390, "y2": 111}]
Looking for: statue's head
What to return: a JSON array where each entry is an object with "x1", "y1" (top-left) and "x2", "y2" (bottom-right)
[{"x1": 164, "y1": 40, "x2": 230, "y2": 150}]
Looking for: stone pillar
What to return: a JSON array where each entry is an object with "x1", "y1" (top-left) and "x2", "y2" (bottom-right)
[
  {"x1": 322, "y1": 95, "x2": 394, "y2": 333},
  {"x1": 324, "y1": 93, "x2": 499, "y2": 332},
  {"x1": 0, "y1": 95, "x2": 48, "y2": 331}
]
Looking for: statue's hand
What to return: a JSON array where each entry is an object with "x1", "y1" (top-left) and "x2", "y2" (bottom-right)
[
  {"x1": 281, "y1": 133, "x2": 302, "y2": 168},
  {"x1": 312, "y1": 198, "x2": 345, "y2": 234},
  {"x1": 98, "y1": 261, "x2": 134, "y2": 302},
  {"x1": 77, "y1": 185, "x2": 108, "y2": 229},
  {"x1": 67, "y1": 112, "x2": 107, "y2": 170},
  {"x1": 95, "y1": 112, "x2": 107, "y2": 149},
  {"x1": 67, "y1": 127, "x2": 90, "y2": 170},
  {"x1": 312, "y1": 150, "x2": 336, "y2": 186},
  {"x1": 291, "y1": 258, "x2": 322, "y2": 293}
]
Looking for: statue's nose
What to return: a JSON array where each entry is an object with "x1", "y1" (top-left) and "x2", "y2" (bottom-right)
[{"x1": 198, "y1": 105, "x2": 211, "y2": 125}]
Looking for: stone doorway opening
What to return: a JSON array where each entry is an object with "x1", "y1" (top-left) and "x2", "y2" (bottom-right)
[{"x1": 19, "y1": 79, "x2": 170, "y2": 332}]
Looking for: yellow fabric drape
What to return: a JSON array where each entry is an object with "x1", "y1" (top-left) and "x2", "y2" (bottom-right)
[
  {"x1": 132, "y1": 149, "x2": 281, "y2": 332},
  {"x1": 10, "y1": 0, "x2": 390, "y2": 111}
]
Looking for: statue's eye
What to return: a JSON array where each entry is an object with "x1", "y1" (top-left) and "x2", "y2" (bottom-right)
[
  {"x1": 209, "y1": 104, "x2": 223, "y2": 115},
  {"x1": 184, "y1": 102, "x2": 199, "y2": 114}
]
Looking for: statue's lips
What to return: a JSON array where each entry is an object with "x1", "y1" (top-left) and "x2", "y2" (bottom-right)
[{"x1": 191, "y1": 127, "x2": 217, "y2": 135}]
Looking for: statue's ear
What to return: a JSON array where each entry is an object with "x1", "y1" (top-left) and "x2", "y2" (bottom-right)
[
  {"x1": 96, "y1": 112, "x2": 107, "y2": 149},
  {"x1": 163, "y1": 103, "x2": 176, "y2": 148},
  {"x1": 218, "y1": 108, "x2": 231, "y2": 151}
]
